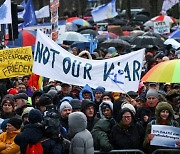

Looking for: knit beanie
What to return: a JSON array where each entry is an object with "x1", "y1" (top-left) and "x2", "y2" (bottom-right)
[
  {"x1": 94, "y1": 86, "x2": 105, "y2": 94},
  {"x1": 38, "y1": 93, "x2": 53, "y2": 106},
  {"x1": 59, "y1": 101, "x2": 72, "y2": 113},
  {"x1": 146, "y1": 89, "x2": 159, "y2": 99},
  {"x1": 70, "y1": 99, "x2": 81, "y2": 109},
  {"x1": 121, "y1": 103, "x2": 136, "y2": 115},
  {"x1": 28, "y1": 109, "x2": 43, "y2": 123},
  {"x1": 21, "y1": 107, "x2": 34, "y2": 118},
  {"x1": 1, "y1": 119, "x2": 9, "y2": 131},
  {"x1": 8, "y1": 117, "x2": 22, "y2": 130}
]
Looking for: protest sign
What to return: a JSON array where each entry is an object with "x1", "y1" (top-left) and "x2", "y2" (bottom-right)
[
  {"x1": 0, "y1": 46, "x2": 33, "y2": 79},
  {"x1": 151, "y1": 125, "x2": 180, "y2": 148},
  {"x1": 154, "y1": 21, "x2": 170, "y2": 34},
  {"x1": 33, "y1": 30, "x2": 145, "y2": 92}
]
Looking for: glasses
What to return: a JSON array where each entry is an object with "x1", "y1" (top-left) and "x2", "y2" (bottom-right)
[{"x1": 122, "y1": 116, "x2": 132, "y2": 119}]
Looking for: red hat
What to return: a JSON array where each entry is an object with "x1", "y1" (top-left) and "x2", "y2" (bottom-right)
[{"x1": 8, "y1": 88, "x2": 18, "y2": 95}]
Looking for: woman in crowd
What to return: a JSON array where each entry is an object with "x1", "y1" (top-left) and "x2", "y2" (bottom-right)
[
  {"x1": 143, "y1": 102, "x2": 180, "y2": 153},
  {"x1": 110, "y1": 108, "x2": 145, "y2": 150}
]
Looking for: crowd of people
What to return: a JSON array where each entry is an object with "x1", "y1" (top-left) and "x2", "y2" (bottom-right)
[{"x1": 0, "y1": 64, "x2": 180, "y2": 154}]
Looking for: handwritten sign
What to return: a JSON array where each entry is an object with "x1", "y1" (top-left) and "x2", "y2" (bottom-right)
[
  {"x1": 0, "y1": 47, "x2": 33, "y2": 79},
  {"x1": 154, "y1": 21, "x2": 170, "y2": 34},
  {"x1": 33, "y1": 30, "x2": 145, "y2": 92},
  {"x1": 151, "y1": 125, "x2": 180, "y2": 148}
]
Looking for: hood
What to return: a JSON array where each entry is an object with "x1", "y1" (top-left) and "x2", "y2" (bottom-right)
[
  {"x1": 99, "y1": 101, "x2": 113, "y2": 118},
  {"x1": 68, "y1": 112, "x2": 87, "y2": 137},
  {"x1": 31, "y1": 90, "x2": 44, "y2": 106},
  {"x1": 78, "y1": 50, "x2": 92, "y2": 59},
  {"x1": 91, "y1": 119, "x2": 111, "y2": 133},
  {"x1": 81, "y1": 99, "x2": 96, "y2": 114},
  {"x1": 155, "y1": 102, "x2": 174, "y2": 122},
  {"x1": 79, "y1": 84, "x2": 94, "y2": 101}
]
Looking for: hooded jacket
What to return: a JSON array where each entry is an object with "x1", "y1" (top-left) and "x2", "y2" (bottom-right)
[
  {"x1": 79, "y1": 84, "x2": 94, "y2": 101},
  {"x1": 0, "y1": 130, "x2": 20, "y2": 154},
  {"x1": 68, "y1": 112, "x2": 94, "y2": 154},
  {"x1": 99, "y1": 101, "x2": 113, "y2": 119}
]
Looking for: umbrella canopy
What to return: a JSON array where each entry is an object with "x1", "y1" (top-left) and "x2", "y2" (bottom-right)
[
  {"x1": 58, "y1": 32, "x2": 89, "y2": 42},
  {"x1": 130, "y1": 35, "x2": 164, "y2": 49},
  {"x1": 132, "y1": 14, "x2": 150, "y2": 23},
  {"x1": 169, "y1": 29, "x2": 180, "y2": 38},
  {"x1": 65, "y1": 22, "x2": 78, "y2": 32},
  {"x1": 79, "y1": 29, "x2": 98, "y2": 38},
  {"x1": 66, "y1": 17, "x2": 90, "y2": 26},
  {"x1": 151, "y1": 15, "x2": 176, "y2": 24},
  {"x1": 101, "y1": 39, "x2": 131, "y2": 48},
  {"x1": 5, "y1": 30, "x2": 36, "y2": 47},
  {"x1": 141, "y1": 59, "x2": 180, "y2": 83}
]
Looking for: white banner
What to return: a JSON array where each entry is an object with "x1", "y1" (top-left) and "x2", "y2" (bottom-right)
[{"x1": 33, "y1": 30, "x2": 145, "y2": 92}]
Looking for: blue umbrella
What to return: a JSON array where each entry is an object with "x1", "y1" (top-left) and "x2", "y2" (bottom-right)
[{"x1": 169, "y1": 28, "x2": 180, "y2": 39}]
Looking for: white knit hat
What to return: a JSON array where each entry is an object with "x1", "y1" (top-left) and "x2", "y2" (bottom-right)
[{"x1": 121, "y1": 103, "x2": 136, "y2": 115}]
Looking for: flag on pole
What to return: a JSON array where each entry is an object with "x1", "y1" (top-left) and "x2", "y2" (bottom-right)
[
  {"x1": 0, "y1": 0, "x2": 12, "y2": 24},
  {"x1": 91, "y1": 0, "x2": 118, "y2": 22},
  {"x1": 22, "y1": 0, "x2": 37, "y2": 27},
  {"x1": 161, "y1": 0, "x2": 179, "y2": 14},
  {"x1": 35, "y1": 5, "x2": 50, "y2": 18}
]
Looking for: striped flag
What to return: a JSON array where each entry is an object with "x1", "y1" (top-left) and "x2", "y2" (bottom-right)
[{"x1": 28, "y1": 73, "x2": 43, "y2": 90}]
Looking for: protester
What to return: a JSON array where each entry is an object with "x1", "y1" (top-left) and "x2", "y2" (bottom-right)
[
  {"x1": 0, "y1": 117, "x2": 22, "y2": 154},
  {"x1": 143, "y1": 102, "x2": 180, "y2": 153},
  {"x1": 81, "y1": 99, "x2": 99, "y2": 131},
  {"x1": 68, "y1": 112, "x2": 94, "y2": 154},
  {"x1": 110, "y1": 108, "x2": 145, "y2": 150}
]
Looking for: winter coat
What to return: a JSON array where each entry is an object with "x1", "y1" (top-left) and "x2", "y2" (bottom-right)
[
  {"x1": 143, "y1": 102, "x2": 179, "y2": 154},
  {"x1": 81, "y1": 99, "x2": 99, "y2": 131},
  {"x1": 91, "y1": 119, "x2": 113, "y2": 152},
  {"x1": 0, "y1": 130, "x2": 20, "y2": 154},
  {"x1": 68, "y1": 112, "x2": 94, "y2": 154},
  {"x1": 14, "y1": 123, "x2": 44, "y2": 154},
  {"x1": 110, "y1": 108, "x2": 145, "y2": 150}
]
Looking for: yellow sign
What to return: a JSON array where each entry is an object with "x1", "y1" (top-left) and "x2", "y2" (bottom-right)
[{"x1": 0, "y1": 46, "x2": 33, "y2": 79}]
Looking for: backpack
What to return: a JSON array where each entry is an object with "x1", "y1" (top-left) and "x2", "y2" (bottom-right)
[
  {"x1": 43, "y1": 110, "x2": 61, "y2": 139},
  {"x1": 26, "y1": 142, "x2": 43, "y2": 154}
]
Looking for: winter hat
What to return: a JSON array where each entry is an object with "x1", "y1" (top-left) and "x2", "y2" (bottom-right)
[
  {"x1": 21, "y1": 107, "x2": 34, "y2": 118},
  {"x1": 127, "y1": 91, "x2": 138, "y2": 99},
  {"x1": 14, "y1": 93, "x2": 28, "y2": 100},
  {"x1": 8, "y1": 88, "x2": 18, "y2": 95},
  {"x1": 47, "y1": 89, "x2": 58, "y2": 98},
  {"x1": 108, "y1": 47, "x2": 117, "y2": 54},
  {"x1": 155, "y1": 102, "x2": 174, "y2": 118},
  {"x1": 121, "y1": 103, "x2": 136, "y2": 115},
  {"x1": 59, "y1": 101, "x2": 72, "y2": 113},
  {"x1": 28, "y1": 109, "x2": 43, "y2": 123},
  {"x1": 38, "y1": 93, "x2": 53, "y2": 106},
  {"x1": 70, "y1": 99, "x2": 81, "y2": 109},
  {"x1": 81, "y1": 99, "x2": 96, "y2": 113},
  {"x1": 146, "y1": 89, "x2": 159, "y2": 99},
  {"x1": 1, "y1": 119, "x2": 9, "y2": 131},
  {"x1": 8, "y1": 117, "x2": 22, "y2": 129},
  {"x1": 94, "y1": 86, "x2": 105, "y2": 94},
  {"x1": 61, "y1": 96, "x2": 73, "y2": 103}
]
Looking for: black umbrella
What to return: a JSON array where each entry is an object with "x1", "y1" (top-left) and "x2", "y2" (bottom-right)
[
  {"x1": 132, "y1": 14, "x2": 150, "y2": 23},
  {"x1": 79, "y1": 29, "x2": 98, "y2": 38},
  {"x1": 130, "y1": 35, "x2": 164, "y2": 49},
  {"x1": 101, "y1": 39, "x2": 131, "y2": 48}
]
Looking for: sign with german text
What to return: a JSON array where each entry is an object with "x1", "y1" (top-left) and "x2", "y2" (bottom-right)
[{"x1": 0, "y1": 46, "x2": 33, "y2": 78}]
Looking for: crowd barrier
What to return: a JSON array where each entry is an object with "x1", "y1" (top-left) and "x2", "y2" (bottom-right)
[{"x1": 94, "y1": 149, "x2": 180, "y2": 154}]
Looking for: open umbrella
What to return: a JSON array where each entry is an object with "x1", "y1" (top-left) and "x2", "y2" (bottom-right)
[
  {"x1": 5, "y1": 30, "x2": 36, "y2": 47},
  {"x1": 141, "y1": 59, "x2": 180, "y2": 83},
  {"x1": 101, "y1": 39, "x2": 131, "y2": 48},
  {"x1": 58, "y1": 32, "x2": 89, "y2": 43},
  {"x1": 130, "y1": 35, "x2": 164, "y2": 49},
  {"x1": 151, "y1": 15, "x2": 176, "y2": 25},
  {"x1": 66, "y1": 17, "x2": 90, "y2": 26},
  {"x1": 169, "y1": 28, "x2": 180, "y2": 38}
]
